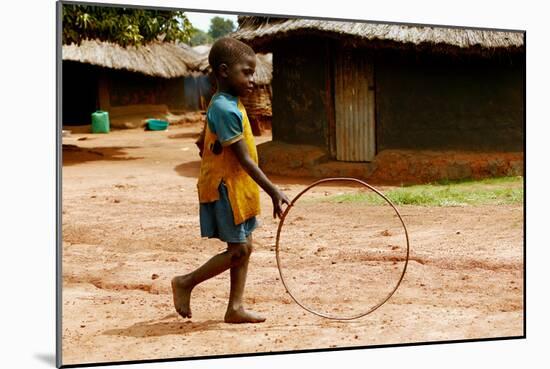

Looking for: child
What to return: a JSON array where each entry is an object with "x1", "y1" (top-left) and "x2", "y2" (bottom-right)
[{"x1": 172, "y1": 37, "x2": 290, "y2": 324}]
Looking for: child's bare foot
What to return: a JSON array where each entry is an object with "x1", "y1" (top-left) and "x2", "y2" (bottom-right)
[
  {"x1": 171, "y1": 274, "x2": 194, "y2": 319},
  {"x1": 224, "y1": 306, "x2": 266, "y2": 324}
]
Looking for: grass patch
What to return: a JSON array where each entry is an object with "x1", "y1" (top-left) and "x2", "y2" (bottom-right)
[
  {"x1": 318, "y1": 176, "x2": 523, "y2": 207},
  {"x1": 434, "y1": 176, "x2": 522, "y2": 186}
]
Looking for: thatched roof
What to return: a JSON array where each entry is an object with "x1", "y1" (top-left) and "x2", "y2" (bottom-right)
[
  {"x1": 254, "y1": 53, "x2": 273, "y2": 85},
  {"x1": 192, "y1": 45, "x2": 211, "y2": 55},
  {"x1": 232, "y1": 16, "x2": 524, "y2": 55},
  {"x1": 192, "y1": 47, "x2": 211, "y2": 74},
  {"x1": 193, "y1": 45, "x2": 273, "y2": 85},
  {"x1": 62, "y1": 39, "x2": 204, "y2": 78}
]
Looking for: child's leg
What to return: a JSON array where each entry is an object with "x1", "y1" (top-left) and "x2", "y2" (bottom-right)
[
  {"x1": 171, "y1": 235, "x2": 263, "y2": 321},
  {"x1": 224, "y1": 233, "x2": 266, "y2": 323}
]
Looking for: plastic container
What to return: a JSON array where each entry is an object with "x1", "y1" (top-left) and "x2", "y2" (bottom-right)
[
  {"x1": 146, "y1": 119, "x2": 169, "y2": 131},
  {"x1": 91, "y1": 110, "x2": 110, "y2": 133}
]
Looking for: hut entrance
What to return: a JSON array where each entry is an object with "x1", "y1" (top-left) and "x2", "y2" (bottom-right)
[
  {"x1": 334, "y1": 50, "x2": 376, "y2": 162},
  {"x1": 62, "y1": 61, "x2": 100, "y2": 125}
]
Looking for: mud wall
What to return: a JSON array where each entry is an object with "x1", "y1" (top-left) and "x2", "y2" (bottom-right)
[
  {"x1": 268, "y1": 38, "x2": 524, "y2": 153},
  {"x1": 271, "y1": 38, "x2": 330, "y2": 146},
  {"x1": 374, "y1": 49, "x2": 524, "y2": 152},
  {"x1": 106, "y1": 68, "x2": 186, "y2": 110}
]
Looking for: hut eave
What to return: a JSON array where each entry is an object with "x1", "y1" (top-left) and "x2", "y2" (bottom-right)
[
  {"x1": 62, "y1": 39, "x2": 204, "y2": 78},
  {"x1": 231, "y1": 17, "x2": 525, "y2": 55}
]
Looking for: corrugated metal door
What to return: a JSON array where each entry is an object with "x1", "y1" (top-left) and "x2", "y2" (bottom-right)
[{"x1": 334, "y1": 50, "x2": 375, "y2": 162}]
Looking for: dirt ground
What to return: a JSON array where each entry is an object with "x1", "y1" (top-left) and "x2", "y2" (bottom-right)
[{"x1": 61, "y1": 122, "x2": 524, "y2": 366}]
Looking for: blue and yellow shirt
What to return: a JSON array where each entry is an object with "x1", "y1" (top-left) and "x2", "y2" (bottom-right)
[{"x1": 196, "y1": 92, "x2": 261, "y2": 225}]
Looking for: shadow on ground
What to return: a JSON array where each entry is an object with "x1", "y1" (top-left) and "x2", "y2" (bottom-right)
[
  {"x1": 62, "y1": 144, "x2": 143, "y2": 166},
  {"x1": 103, "y1": 314, "x2": 223, "y2": 337},
  {"x1": 168, "y1": 132, "x2": 201, "y2": 140},
  {"x1": 174, "y1": 161, "x2": 201, "y2": 178}
]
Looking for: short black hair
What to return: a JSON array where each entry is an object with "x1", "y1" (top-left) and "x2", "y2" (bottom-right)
[{"x1": 208, "y1": 37, "x2": 255, "y2": 75}]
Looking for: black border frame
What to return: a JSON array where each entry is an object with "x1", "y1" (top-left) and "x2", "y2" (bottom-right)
[{"x1": 55, "y1": 1, "x2": 527, "y2": 367}]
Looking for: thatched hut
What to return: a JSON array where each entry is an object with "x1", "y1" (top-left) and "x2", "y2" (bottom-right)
[
  {"x1": 231, "y1": 16, "x2": 525, "y2": 182},
  {"x1": 62, "y1": 39, "x2": 203, "y2": 125}
]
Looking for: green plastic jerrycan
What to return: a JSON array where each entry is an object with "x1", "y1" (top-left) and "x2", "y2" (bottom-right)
[{"x1": 91, "y1": 110, "x2": 110, "y2": 133}]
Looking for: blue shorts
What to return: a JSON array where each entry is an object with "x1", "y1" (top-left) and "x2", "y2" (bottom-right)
[{"x1": 199, "y1": 180, "x2": 259, "y2": 243}]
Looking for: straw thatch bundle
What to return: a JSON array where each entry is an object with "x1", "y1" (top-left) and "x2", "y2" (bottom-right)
[
  {"x1": 192, "y1": 45, "x2": 211, "y2": 55},
  {"x1": 253, "y1": 53, "x2": 273, "y2": 85},
  {"x1": 192, "y1": 47, "x2": 212, "y2": 74},
  {"x1": 241, "y1": 84, "x2": 272, "y2": 117},
  {"x1": 62, "y1": 39, "x2": 204, "y2": 78},
  {"x1": 233, "y1": 16, "x2": 524, "y2": 55}
]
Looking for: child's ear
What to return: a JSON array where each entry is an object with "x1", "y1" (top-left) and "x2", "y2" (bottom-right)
[{"x1": 219, "y1": 63, "x2": 229, "y2": 78}]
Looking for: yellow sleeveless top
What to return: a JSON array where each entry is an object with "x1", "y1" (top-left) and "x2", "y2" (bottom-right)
[{"x1": 196, "y1": 96, "x2": 261, "y2": 225}]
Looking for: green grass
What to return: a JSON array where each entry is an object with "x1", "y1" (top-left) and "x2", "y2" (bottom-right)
[
  {"x1": 433, "y1": 176, "x2": 522, "y2": 186},
  {"x1": 317, "y1": 176, "x2": 523, "y2": 207}
]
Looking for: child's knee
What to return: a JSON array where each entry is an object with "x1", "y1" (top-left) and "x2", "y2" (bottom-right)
[{"x1": 228, "y1": 242, "x2": 252, "y2": 265}]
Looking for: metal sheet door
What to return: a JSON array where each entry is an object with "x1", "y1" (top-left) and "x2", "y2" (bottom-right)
[{"x1": 334, "y1": 50, "x2": 375, "y2": 162}]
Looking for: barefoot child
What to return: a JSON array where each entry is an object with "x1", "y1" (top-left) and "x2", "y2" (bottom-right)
[{"x1": 172, "y1": 37, "x2": 290, "y2": 324}]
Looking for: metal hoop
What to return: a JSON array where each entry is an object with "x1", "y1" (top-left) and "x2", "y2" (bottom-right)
[{"x1": 275, "y1": 177, "x2": 410, "y2": 320}]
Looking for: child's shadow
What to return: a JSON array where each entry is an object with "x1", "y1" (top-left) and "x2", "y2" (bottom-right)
[{"x1": 103, "y1": 314, "x2": 222, "y2": 338}]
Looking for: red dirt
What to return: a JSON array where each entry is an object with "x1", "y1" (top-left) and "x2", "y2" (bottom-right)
[
  {"x1": 257, "y1": 141, "x2": 523, "y2": 185},
  {"x1": 61, "y1": 123, "x2": 523, "y2": 365}
]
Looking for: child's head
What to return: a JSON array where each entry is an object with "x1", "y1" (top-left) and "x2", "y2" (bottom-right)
[{"x1": 208, "y1": 37, "x2": 256, "y2": 97}]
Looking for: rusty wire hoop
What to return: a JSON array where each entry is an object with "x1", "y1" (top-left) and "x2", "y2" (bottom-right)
[{"x1": 275, "y1": 177, "x2": 410, "y2": 320}]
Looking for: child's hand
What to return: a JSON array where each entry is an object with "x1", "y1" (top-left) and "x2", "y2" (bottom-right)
[{"x1": 271, "y1": 189, "x2": 290, "y2": 219}]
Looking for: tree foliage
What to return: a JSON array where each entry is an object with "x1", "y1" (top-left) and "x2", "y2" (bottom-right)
[
  {"x1": 189, "y1": 27, "x2": 214, "y2": 46},
  {"x1": 62, "y1": 4, "x2": 193, "y2": 47},
  {"x1": 207, "y1": 17, "x2": 235, "y2": 40}
]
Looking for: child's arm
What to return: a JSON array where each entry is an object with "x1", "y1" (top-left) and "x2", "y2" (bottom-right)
[{"x1": 228, "y1": 140, "x2": 290, "y2": 219}]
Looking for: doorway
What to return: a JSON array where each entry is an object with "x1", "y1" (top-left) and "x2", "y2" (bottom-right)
[{"x1": 333, "y1": 49, "x2": 376, "y2": 162}]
